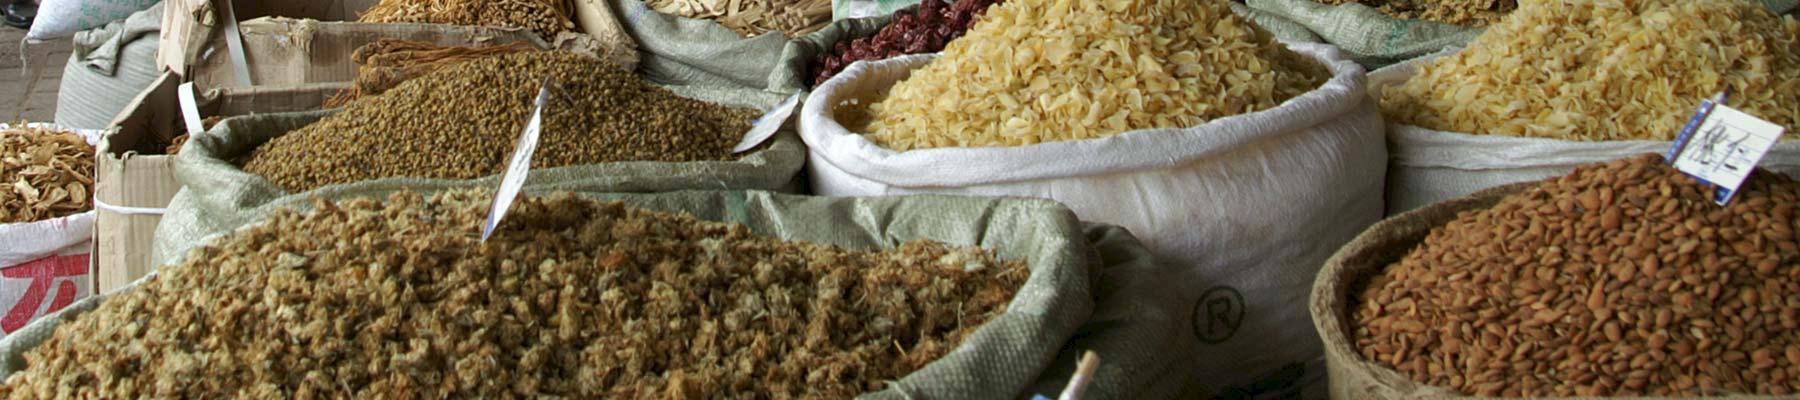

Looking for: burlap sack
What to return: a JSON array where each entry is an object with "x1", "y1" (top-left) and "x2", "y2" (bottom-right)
[
  {"x1": 150, "y1": 87, "x2": 809, "y2": 267},
  {"x1": 9, "y1": 190, "x2": 1184, "y2": 399},
  {"x1": 1246, "y1": 0, "x2": 1800, "y2": 69},
  {"x1": 1311, "y1": 182, "x2": 1795, "y2": 400}
]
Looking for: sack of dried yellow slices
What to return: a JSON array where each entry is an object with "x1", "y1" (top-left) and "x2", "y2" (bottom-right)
[
  {"x1": 1376, "y1": 0, "x2": 1800, "y2": 216},
  {"x1": 1246, "y1": 0, "x2": 1799, "y2": 69},
  {"x1": 0, "y1": 124, "x2": 104, "y2": 340}
]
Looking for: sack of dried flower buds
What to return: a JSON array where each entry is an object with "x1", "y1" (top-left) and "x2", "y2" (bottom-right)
[{"x1": 0, "y1": 124, "x2": 104, "y2": 341}]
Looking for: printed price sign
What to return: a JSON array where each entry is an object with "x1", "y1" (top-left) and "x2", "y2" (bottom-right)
[
  {"x1": 733, "y1": 93, "x2": 802, "y2": 154},
  {"x1": 481, "y1": 79, "x2": 554, "y2": 242},
  {"x1": 1667, "y1": 97, "x2": 1786, "y2": 206}
]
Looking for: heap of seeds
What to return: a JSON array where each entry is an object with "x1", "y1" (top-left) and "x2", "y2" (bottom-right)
[
  {"x1": 0, "y1": 190, "x2": 1027, "y2": 398},
  {"x1": 647, "y1": 0, "x2": 832, "y2": 37},
  {"x1": 360, "y1": 0, "x2": 575, "y2": 38},
  {"x1": 324, "y1": 40, "x2": 539, "y2": 108},
  {"x1": 1354, "y1": 154, "x2": 1800, "y2": 397},
  {"x1": 1381, "y1": 0, "x2": 1800, "y2": 141},
  {"x1": 864, "y1": 0, "x2": 1327, "y2": 150},
  {"x1": 1316, "y1": 0, "x2": 1516, "y2": 26},
  {"x1": 242, "y1": 51, "x2": 757, "y2": 193},
  {"x1": 1, "y1": 125, "x2": 93, "y2": 224}
]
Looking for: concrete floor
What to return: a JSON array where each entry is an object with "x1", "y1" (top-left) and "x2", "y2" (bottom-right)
[{"x1": 0, "y1": 25, "x2": 72, "y2": 123}]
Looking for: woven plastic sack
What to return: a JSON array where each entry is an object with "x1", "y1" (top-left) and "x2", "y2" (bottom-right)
[
  {"x1": 53, "y1": 3, "x2": 162, "y2": 130},
  {"x1": 1374, "y1": 50, "x2": 1800, "y2": 216},
  {"x1": 771, "y1": 9, "x2": 895, "y2": 91},
  {"x1": 1312, "y1": 182, "x2": 1798, "y2": 400},
  {"x1": 613, "y1": 0, "x2": 800, "y2": 93},
  {"x1": 150, "y1": 90, "x2": 808, "y2": 266},
  {"x1": 10, "y1": 189, "x2": 1185, "y2": 399},
  {"x1": 24, "y1": 0, "x2": 160, "y2": 41},
  {"x1": 801, "y1": 42, "x2": 1386, "y2": 397}
]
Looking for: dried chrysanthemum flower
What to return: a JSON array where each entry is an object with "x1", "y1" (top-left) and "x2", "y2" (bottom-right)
[
  {"x1": 865, "y1": 0, "x2": 1327, "y2": 150},
  {"x1": 1317, "y1": 0, "x2": 1517, "y2": 26},
  {"x1": 0, "y1": 190, "x2": 1027, "y2": 398},
  {"x1": 0, "y1": 125, "x2": 93, "y2": 223},
  {"x1": 1381, "y1": 0, "x2": 1800, "y2": 141}
]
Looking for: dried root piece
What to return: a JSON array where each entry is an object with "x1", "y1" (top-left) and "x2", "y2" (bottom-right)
[
  {"x1": 1381, "y1": 0, "x2": 1800, "y2": 141},
  {"x1": 0, "y1": 124, "x2": 94, "y2": 224},
  {"x1": 0, "y1": 190, "x2": 1027, "y2": 398}
]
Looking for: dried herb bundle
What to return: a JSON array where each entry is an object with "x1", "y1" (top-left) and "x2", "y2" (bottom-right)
[
  {"x1": 324, "y1": 39, "x2": 539, "y2": 108},
  {"x1": 360, "y1": 0, "x2": 576, "y2": 38},
  {"x1": 648, "y1": 0, "x2": 832, "y2": 37},
  {"x1": 1381, "y1": 0, "x2": 1800, "y2": 141},
  {"x1": 1317, "y1": 0, "x2": 1516, "y2": 26},
  {"x1": 1356, "y1": 155, "x2": 1800, "y2": 396},
  {"x1": 242, "y1": 51, "x2": 757, "y2": 193},
  {"x1": 866, "y1": 0, "x2": 1327, "y2": 150},
  {"x1": 0, "y1": 190, "x2": 1026, "y2": 398},
  {"x1": 0, "y1": 125, "x2": 93, "y2": 224}
]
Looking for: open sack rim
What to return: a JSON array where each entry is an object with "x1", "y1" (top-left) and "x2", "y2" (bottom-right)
[{"x1": 799, "y1": 40, "x2": 1370, "y2": 187}]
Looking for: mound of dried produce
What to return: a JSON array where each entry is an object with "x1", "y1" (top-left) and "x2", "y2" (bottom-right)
[
  {"x1": 1354, "y1": 154, "x2": 1800, "y2": 397},
  {"x1": 360, "y1": 0, "x2": 575, "y2": 38},
  {"x1": 648, "y1": 0, "x2": 832, "y2": 37},
  {"x1": 1316, "y1": 0, "x2": 1516, "y2": 26},
  {"x1": 1, "y1": 125, "x2": 93, "y2": 224},
  {"x1": 1381, "y1": 0, "x2": 1800, "y2": 141},
  {"x1": 164, "y1": 116, "x2": 222, "y2": 156},
  {"x1": 865, "y1": 0, "x2": 1327, "y2": 150},
  {"x1": 0, "y1": 190, "x2": 1026, "y2": 398},
  {"x1": 812, "y1": 0, "x2": 1002, "y2": 86},
  {"x1": 324, "y1": 39, "x2": 539, "y2": 108},
  {"x1": 242, "y1": 51, "x2": 757, "y2": 192}
]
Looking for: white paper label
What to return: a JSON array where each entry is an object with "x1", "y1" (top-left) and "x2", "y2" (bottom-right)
[
  {"x1": 1670, "y1": 104, "x2": 1785, "y2": 205},
  {"x1": 177, "y1": 82, "x2": 206, "y2": 135},
  {"x1": 734, "y1": 93, "x2": 802, "y2": 154},
  {"x1": 481, "y1": 82, "x2": 553, "y2": 242}
]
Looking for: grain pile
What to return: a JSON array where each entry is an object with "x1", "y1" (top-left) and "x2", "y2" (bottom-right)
[
  {"x1": 1, "y1": 125, "x2": 93, "y2": 224},
  {"x1": 1381, "y1": 0, "x2": 1800, "y2": 141},
  {"x1": 324, "y1": 40, "x2": 538, "y2": 108},
  {"x1": 1316, "y1": 0, "x2": 1516, "y2": 26},
  {"x1": 647, "y1": 0, "x2": 832, "y2": 37},
  {"x1": 0, "y1": 190, "x2": 1027, "y2": 398},
  {"x1": 812, "y1": 0, "x2": 1003, "y2": 86},
  {"x1": 241, "y1": 51, "x2": 757, "y2": 193},
  {"x1": 864, "y1": 0, "x2": 1327, "y2": 150},
  {"x1": 1354, "y1": 154, "x2": 1800, "y2": 397},
  {"x1": 360, "y1": 0, "x2": 575, "y2": 38}
]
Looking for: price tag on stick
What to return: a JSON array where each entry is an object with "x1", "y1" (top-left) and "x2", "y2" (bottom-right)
[
  {"x1": 176, "y1": 82, "x2": 207, "y2": 135},
  {"x1": 733, "y1": 93, "x2": 802, "y2": 154},
  {"x1": 1666, "y1": 91, "x2": 1786, "y2": 206},
  {"x1": 481, "y1": 78, "x2": 555, "y2": 242}
]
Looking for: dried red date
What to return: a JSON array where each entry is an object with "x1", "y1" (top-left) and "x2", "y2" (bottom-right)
[{"x1": 811, "y1": 0, "x2": 1003, "y2": 86}]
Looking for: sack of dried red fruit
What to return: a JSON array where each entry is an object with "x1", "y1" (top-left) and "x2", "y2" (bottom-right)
[
  {"x1": 0, "y1": 125, "x2": 105, "y2": 341},
  {"x1": 1316, "y1": 155, "x2": 1800, "y2": 398}
]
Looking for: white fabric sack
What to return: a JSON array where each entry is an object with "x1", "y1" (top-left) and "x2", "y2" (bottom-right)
[
  {"x1": 801, "y1": 42, "x2": 1387, "y2": 398},
  {"x1": 0, "y1": 125, "x2": 102, "y2": 339},
  {"x1": 25, "y1": 0, "x2": 162, "y2": 41},
  {"x1": 1373, "y1": 50, "x2": 1800, "y2": 216}
]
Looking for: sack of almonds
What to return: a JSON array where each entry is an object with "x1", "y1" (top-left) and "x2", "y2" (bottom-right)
[
  {"x1": 5, "y1": 189, "x2": 1188, "y2": 399},
  {"x1": 1375, "y1": 0, "x2": 1800, "y2": 216},
  {"x1": 1314, "y1": 154, "x2": 1800, "y2": 398},
  {"x1": 150, "y1": 51, "x2": 807, "y2": 267}
]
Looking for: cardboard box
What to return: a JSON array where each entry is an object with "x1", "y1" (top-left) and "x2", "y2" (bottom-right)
[
  {"x1": 95, "y1": 72, "x2": 348, "y2": 293},
  {"x1": 159, "y1": 0, "x2": 381, "y2": 74}
]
